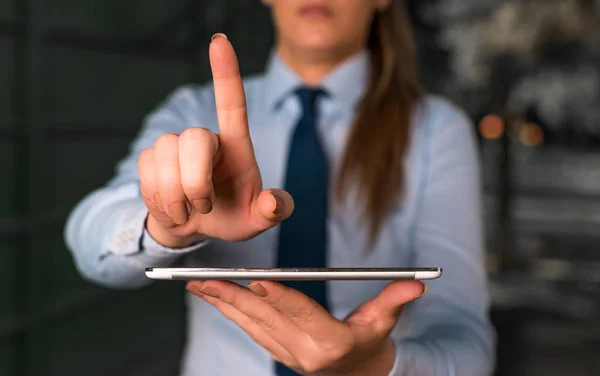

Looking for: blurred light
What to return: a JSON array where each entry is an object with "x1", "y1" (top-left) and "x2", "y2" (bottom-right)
[
  {"x1": 478, "y1": 114, "x2": 505, "y2": 140},
  {"x1": 519, "y1": 122, "x2": 544, "y2": 146}
]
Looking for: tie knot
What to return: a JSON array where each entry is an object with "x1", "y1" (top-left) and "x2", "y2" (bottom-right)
[{"x1": 295, "y1": 87, "x2": 325, "y2": 118}]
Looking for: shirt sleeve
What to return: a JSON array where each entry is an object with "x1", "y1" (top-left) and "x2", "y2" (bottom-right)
[
  {"x1": 388, "y1": 102, "x2": 497, "y2": 375},
  {"x1": 64, "y1": 86, "x2": 212, "y2": 289}
]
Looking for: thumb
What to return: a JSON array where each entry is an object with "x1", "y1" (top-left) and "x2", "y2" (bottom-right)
[
  {"x1": 346, "y1": 280, "x2": 427, "y2": 334},
  {"x1": 251, "y1": 189, "x2": 294, "y2": 230}
]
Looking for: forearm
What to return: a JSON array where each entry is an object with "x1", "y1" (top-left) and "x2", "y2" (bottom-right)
[{"x1": 65, "y1": 183, "x2": 205, "y2": 288}]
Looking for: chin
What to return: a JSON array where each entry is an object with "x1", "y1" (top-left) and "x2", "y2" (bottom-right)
[{"x1": 292, "y1": 30, "x2": 340, "y2": 54}]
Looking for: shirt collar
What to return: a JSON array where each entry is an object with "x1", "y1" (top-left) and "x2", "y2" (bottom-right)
[{"x1": 264, "y1": 49, "x2": 371, "y2": 111}]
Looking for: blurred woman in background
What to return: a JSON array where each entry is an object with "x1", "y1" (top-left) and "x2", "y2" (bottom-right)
[{"x1": 65, "y1": 0, "x2": 495, "y2": 375}]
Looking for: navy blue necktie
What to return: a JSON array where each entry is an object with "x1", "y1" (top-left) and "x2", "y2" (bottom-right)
[{"x1": 275, "y1": 87, "x2": 328, "y2": 376}]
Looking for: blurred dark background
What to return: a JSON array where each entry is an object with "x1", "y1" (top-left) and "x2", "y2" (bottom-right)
[{"x1": 1, "y1": 0, "x2": 599, "y2": 375}]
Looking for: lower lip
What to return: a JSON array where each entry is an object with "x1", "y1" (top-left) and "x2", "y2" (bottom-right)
[{"x1": 299, "y1": 7, "x2": 332, "y2": 19}]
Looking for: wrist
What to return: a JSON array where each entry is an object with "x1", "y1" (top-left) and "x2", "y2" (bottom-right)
[
  {"x1": 351, "y1": 339, "x2": 395, "y2": 376},
  {"x1": 146, "y1": 214, "x2": 207, "y2": 248}
]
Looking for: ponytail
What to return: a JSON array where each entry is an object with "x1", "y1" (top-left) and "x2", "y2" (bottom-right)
[{"x1": 336, "y1": 1, "x2": 423, "y2": 246}]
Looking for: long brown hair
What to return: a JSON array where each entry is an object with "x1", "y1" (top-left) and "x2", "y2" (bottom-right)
[{"x1": 336, "y1": 1, "x2": 423, "y2": 246}]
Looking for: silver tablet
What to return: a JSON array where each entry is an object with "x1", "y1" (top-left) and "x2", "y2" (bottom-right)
[{"x1": 145, "y1": 267, "x2": 442, "y2": 281}]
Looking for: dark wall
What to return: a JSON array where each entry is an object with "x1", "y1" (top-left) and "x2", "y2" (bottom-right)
[{"x1": 0, "y1": 1, "x2": 272, "y2": 376}]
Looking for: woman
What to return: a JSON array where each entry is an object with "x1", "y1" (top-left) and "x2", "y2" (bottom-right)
[{"x1": 65, "y1": 0, "x2": 496, "y2": 375}]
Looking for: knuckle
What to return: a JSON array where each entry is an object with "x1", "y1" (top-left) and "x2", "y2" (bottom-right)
[
  {"x1": 218, "y1": 102, "x2": 246, "y2": 112},
  {"x1": 138, "y1": 147, "x2": 154, "y2": 163},
  {"x1": 155, "y1": 133, "x2": 179, "y2": 148},
  {"x1": 181, "y1": 127, "x2": 217, "y2": 147},
  {"x1": 140, "y1": 187, "x2": 154, "y2": 205},
  {"x1": 235, "y1": 313, "x2": 255, "y2": 329},
  {"x1": 265, "y1": 289, "x2": 284, "y2": 305},
  {"x1": 222, "y1": 292, "x2": 241, "y2": 309},
  {"x1": 140, "y1": 180, "x2": 157, "y2": 196},
  {"x1": 289, "y1": 307, "x2": 314, "y2": 325},
  {"x1": 257, "y1": 316, "x2": 277, "y2": 332},
  {"x1": 182, "y1": 126, "x2": 213, "y2": 139}
]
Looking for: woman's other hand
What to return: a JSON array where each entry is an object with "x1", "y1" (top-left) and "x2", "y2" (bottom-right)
[{"x1": 186, "y1": 279, "x2": 427, "y2": 375}]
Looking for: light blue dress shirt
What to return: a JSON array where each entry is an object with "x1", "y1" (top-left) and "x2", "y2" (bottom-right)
[{"x1": 65, "y1": 50, "x2": 496, "y2": 376}]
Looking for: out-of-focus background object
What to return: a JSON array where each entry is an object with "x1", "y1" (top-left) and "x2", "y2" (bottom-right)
[
  {"x1": 412, "y1": 1, "x2": 600, "y2": 374},
  {"x1": 1, "y1": 1, "x2": 599, "y2": 375}
]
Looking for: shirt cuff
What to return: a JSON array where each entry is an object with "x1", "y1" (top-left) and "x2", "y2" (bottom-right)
[
  {"x1": 141, "y1": 223, "x2": 210, "y2": 258},
  {"x1": 107, "y1": 199, "x2": 208, "y2": 266},
  {"x1": 388, "y1": 338, "x2": 436, "y2": 376},
  {"x1": 388, "y1": 339, "x2": 404, "y2": 376}
]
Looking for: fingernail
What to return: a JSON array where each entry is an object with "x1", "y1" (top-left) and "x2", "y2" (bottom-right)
[
  {"x1": 169, "y1": 202, "x2": 189, "y2": 224},
  {"x1": 272, "y1": 193, "x2": 283, "y2": 215},
  {"x1": 193, "y1": 199, "x2": 213, "y2": 214},
  {"x1": 211, "y1": 33, "x2": 227, "y2": 41},
  {"x1": 198, "y1": 286, "x2": 221, "y2": 299},
  {"x1": 415, "y1": 283, "x2": 428, "y2": 299},
  {"x1": 248, "y1": 282, "x2": 268, "y2": 297}
]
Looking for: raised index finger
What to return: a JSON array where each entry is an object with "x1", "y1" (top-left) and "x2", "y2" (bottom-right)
[{"x1": 209, "y1": 34, "x2": 249, "y2": 141}]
